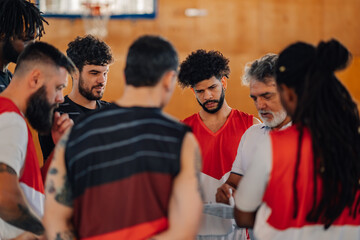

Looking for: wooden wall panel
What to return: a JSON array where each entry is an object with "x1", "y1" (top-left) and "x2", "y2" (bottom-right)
[{"x1": 20, "y1": 0, "x2": 360, "y2": 164}]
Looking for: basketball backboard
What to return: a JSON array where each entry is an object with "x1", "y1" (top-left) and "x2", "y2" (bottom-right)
[{"x1": 37, "y1": 0, "x2": 156, "y2": 19}]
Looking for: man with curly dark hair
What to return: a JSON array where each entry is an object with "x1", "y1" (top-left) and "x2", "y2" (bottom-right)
[
  {"x1": 39, "y1": 35, "x2": 114, "y2": 171},
  {"x1": 178, "y1": 49, "x2": 260, "y2": 239},
  {"x1": 0, "y1": 0, "x2": 48, "y2": 93}
]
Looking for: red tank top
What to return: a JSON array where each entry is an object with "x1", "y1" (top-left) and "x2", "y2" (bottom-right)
[
  {"x1": 0, "y1": 97, "x2": 44, "y2": 214},
  {"x1": 183, "y1": 109, "x2": 253, "y2": 180},
  {"x1": 264, "y1": 125, "x2": 360, "y2": 230}
]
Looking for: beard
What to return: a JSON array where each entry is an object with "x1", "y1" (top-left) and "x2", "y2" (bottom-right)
[
  {"x1": 259, "y1": 108, "x2": 287, "y2": 128},
  {"x1": 26, "y1": 86, "x2": 58, "y2": 135},
  {"x1": 3, "y1": 39, "x2": 20, "y2": 63},
  {"x1": 78, "y1": 76, "x2": 104, "y2": 101},
  {"x1": 197, "y1": 88, "x2": 225, "y2": 114}
]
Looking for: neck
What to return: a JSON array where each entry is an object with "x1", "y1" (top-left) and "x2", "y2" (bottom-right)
[
  {"x1": 199, "y1": 100, "x2": 232, "y2": 120},
  {"x1": 68, "y1": 90, "x2": 97, "y2": 109},
  {"x1": 0, "y1": 78, "x2": 28, "y2": 114},
  {"x1": 271, "y1": 116, "x2": 291, "y2": 130},
  {"x1": 115, "y1": 85, "x2": 163, "y2": 108}
]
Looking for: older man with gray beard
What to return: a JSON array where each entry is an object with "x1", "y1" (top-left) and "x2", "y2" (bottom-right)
[
  {"x1": 216, "y1": 54, "x2": 291, "y2": 204},
  {"x1": 215, "y1": 54, "x2": 291, "y2": 240}
]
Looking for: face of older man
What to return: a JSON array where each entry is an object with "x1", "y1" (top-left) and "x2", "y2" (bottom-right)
[{"x1": 250, "y1": 77, "x2": 287, "y2": 128}]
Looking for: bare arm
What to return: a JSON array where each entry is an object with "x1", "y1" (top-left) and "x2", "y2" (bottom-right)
[
  {"x1": 216, "y1": 173, "x2": 242, "y2": 204},
  {"x1": 0, "y1": 164, "x2": 44, "y2": 235},
  {"x1": 152, "y1": 132, "x2": 203, "y2": 239},
  {"x1": 234, "y1": 207, "x2": 256, "y2": 228},
  {"x1": 43, "y1": 130, "x2": 76, "y2": 240}
]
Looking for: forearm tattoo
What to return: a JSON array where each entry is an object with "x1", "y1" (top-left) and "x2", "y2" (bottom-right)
[
  {"x1": 54, "y1": 175, "x2": 73, "y2": 207},
  {"x1": 54, "y1": 230, "x2": 76, "y2": 240},
  {"x1": 0, "y1": 163, "x2": 16, "y2": 175},
  {"x1": 7, "y1": 204, "x2": 44, "y2": 235}
]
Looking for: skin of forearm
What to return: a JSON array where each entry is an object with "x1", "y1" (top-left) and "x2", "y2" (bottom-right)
[
  {"x1": 0, "y1": 199, "x2": 44, "y2": 235},
  {"x1": 48, "y1": 229, "x2": 76, "y2": 240}
]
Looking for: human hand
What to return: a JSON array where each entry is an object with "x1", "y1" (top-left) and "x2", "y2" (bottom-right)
[
  {"x1": 51, "y1": 112, "x2": 73, "y2": 145},
  {"x1": 216, "y1": 183, "x2": 235, "y2": 205}
]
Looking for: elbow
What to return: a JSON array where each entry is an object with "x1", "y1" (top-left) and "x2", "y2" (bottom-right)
[{"x1": 234, "y1": 206, "x2": 255, "y2": 228}]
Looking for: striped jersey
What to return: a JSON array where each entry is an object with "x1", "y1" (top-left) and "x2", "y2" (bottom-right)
[{"x1": 65, "y1": 104, "x2": 191, "y2": 240}]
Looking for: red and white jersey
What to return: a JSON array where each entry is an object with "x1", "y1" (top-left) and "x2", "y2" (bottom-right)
[
  {"x1": 235, "y1": 125, "x2": 360, "y2": 240},
  {"x1": 0, "y1": 97, "x2": 44, "y2": 239},
  {"x1": 183, "y1": 109, "x2": 253, "y2": 238}
]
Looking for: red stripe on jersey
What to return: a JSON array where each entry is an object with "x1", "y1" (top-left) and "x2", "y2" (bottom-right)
[{"x1": 81, "y1": 217, "x2": 168, "y2": 240}]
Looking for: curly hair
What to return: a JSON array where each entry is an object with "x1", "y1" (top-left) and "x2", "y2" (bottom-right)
[
  {"x1": 0, "y1": 0, "x2": 48, "y2": 40},
  {"x1": 66, "y1": 35, "x2": 113, "y2": 72},
  {"x1": 178, "y1": 49, "x2": 230, "y2": 88}
]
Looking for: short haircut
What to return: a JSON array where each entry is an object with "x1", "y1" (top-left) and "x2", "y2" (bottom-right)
[
  {"x1": 15, "y1": 41, "x2": 76, "y2": 75},
  {"x1": 124, "y1": 35, "x2": 178, "y2": 87},
  {"x1": 0, "y1": 0, "x2": 48, "y2": 40},
  {"x1": 178, "y1": 49, "x2": 230, "y2": 88},
  {"x1": 66, "y1": 35, "x2": 114, "y2": 72},
  {"x1": 242, "y1": 54, "x2": 278, "y2": 86}
]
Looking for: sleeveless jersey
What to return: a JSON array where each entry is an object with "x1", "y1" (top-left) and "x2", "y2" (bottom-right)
[
  {"x1": 183, "y1": 109, "x2": 253, "y2": 239},
  {"x1": 0, "y1": 97, "x2": 44, "y2": 237},
  {"x1": 65, "y1": 105, "x2": 191, "y2": 240},
  {"x1": 258, "y1": 125, "x2": 360, "y2": 240}
]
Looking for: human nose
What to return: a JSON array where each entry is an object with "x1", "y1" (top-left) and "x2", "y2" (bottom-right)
[
  {"x1": 256, "y1": 98, "x2": 266, "y2": 110},
  {"x1": 97, "y1": 74, "x2": 107, "y2": 84},
  {"x1": 203, "y1": 89, "x2": 213, "y2": 100},
  {"x1": 56, "y1": 91, "x2": 64, "y2": 103}
]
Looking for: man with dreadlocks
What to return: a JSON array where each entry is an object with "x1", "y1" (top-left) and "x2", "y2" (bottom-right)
[
  {"x1": 234, "y1": 39, "x2": 360, "y2": 240},
  {"x1": 178, "y1": 49, "x2": 259, "y2": 239},
  {"x1": 0, "y1": 0, "x2": 48, "y2": 93}
]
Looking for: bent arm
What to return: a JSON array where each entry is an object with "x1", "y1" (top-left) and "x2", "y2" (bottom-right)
[
  {"x1": 43, "y1": 130, "x2": 76, "y2": 240},
  {"x1": 0, "y1": 164, "x2": 44, "y2": 235},
  {"x1": 152, "y1": 132, "x2": 203, "y2": 239},
  {"x1": 234, "y1": 135, "x2": 272, "y2": 228}
]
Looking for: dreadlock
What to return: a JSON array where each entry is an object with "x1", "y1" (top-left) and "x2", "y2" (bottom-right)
[
  {"x1": 276, "y1": 39, "x2": 360, "y2": 229},
  {"x1": 0, "y1": 0, "x2": 48, "y2": 40}
]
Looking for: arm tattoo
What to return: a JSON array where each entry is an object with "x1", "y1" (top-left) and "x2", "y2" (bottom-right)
[
  {"x1": 58, "y1": 131, "x2": 70, "y2": 148},
  {"x1": 55, "y1": 175, "x2": 73, "y2": 207},
  {"x1": 54, "y1": 230, "x2": 76, "y2": 240},
  {"x1": 49, "y1": 168, "x2": 59, "y2": 175},
  {"x1": 194, "y1": 147, "x2": 205, "y2": 201},
  {"x1": 46, "y1": 179, "x2": 56, "y2": 194},
  {"x1": 7, "y1": 204, "x2": 44, "y2": 235},
  {"x1": 0, "y1": 163, "x2": 16, "y2": 175}
]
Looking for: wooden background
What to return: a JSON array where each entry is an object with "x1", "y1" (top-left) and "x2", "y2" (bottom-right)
[{"x1": 22, "y1": 0, "x2": 360, "y2": 164}]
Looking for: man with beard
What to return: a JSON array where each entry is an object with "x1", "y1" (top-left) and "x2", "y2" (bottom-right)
[
  {"x1": 43, "y1": 35, "x2": 202, "y2": 240},
  {"x1": 215, "y1": 54, "x2": 291, "y2": 240},
  {"x1": 234, "y1": 39, "x2": 360, "y2": 240},
  {"x1": 0, "y1": 42, "x2": 75, "y2": 239},
  {"x1": 0, "y1": 0, "x2": 48, "y2": 93},
  {"x1": 178, "y1": 49, "x2": 259, "y2": 239},
  {"x1": 216, "y1": 54, "x2": 291, "y2": 204},
  {"x1": 39, "y1": 35, "x2": 113, "y2": 164}
]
